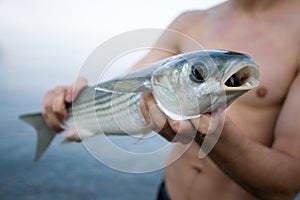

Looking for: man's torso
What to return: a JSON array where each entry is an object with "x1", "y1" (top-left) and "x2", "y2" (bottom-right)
[{"x1": 164, "y1": 2, "x2": 300, "y2": 200}]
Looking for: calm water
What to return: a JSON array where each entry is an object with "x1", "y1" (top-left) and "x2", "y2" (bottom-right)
[{"x1": 0, "y1": 88, "x2": 164, "y2": 200}]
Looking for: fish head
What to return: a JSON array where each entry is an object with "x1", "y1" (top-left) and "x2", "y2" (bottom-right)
[
  {"x1": 95, "y1": 50, "x2": 259, "y2": 120},
  {"x1": 151, "y1": 50, "x2": 259, "y2": 120}
]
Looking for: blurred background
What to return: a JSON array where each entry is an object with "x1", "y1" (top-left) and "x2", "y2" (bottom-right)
[{"x1": 0, "y1": 0, "x2": 225, "y2": 199}]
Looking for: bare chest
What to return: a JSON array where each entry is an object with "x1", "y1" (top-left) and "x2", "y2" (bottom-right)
[
  {"x1": 181, "y1": 19, "x2": 298, "y2": 108},
  {"x1": 179, "y1": 17, "x2": 299, "y2": 144}
]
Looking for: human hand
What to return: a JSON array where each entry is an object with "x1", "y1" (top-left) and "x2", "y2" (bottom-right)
[
  {"x1": 139, "y1": 92, "x2": 213, "y2": 145},
  {"x1": 41, "y1": 77, "x2": 88, "y2": 133}
]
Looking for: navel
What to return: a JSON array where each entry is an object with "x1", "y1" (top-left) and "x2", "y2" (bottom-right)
[{"x1": 256, "y1": 87, "x2": 267, "y2": 98}]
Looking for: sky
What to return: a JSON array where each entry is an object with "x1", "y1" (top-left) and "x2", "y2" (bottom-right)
[{"x1": 0, "y1": 0, "x2": 226, "y2": 91}]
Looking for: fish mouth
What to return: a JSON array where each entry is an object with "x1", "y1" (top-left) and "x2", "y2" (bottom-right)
[{"x1": 223, "y1": 64, "x2": 259, "y2": 91}]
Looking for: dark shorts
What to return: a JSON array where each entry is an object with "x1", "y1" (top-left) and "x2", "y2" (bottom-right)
[{"x1": 156, "y1": 181, "x2": 170, "y2": 200}]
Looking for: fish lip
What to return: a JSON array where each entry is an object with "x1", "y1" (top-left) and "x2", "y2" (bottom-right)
[{"x1": 222, "y1": 62, "x2": 259, "y2": 92}]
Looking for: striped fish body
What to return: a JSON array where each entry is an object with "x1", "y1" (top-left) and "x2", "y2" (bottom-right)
[
  {"x1": 20, "y1": 87, "x2": 150, "y2": 161},
  {"x1": 19, "y1": 88, "x2": 148, "y2": 161},
  {"x1": 65, "y1": 87, "x2": 149, "y2": 137}
]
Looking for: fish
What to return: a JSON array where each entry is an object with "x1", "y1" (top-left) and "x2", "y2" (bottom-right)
[{"x1": 19, "y1": 50, "x2": 259, "y2": 161}]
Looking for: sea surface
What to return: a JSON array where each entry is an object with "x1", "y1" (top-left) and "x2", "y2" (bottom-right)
[{"x1": 0, "y1": 88, "x2": 165, "y2": 200}]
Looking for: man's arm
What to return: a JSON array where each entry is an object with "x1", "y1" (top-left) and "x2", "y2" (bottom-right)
[
  {"x1": 41, "y1": 11, "x2": 196, "y2": 138},
  {"x1": 130, "y1": 11, "x2": 200, "y2": 71},
  {"x1": 207, "y1": 71, "x2": 300, "y2": 199},
  {"x1": 139, "y1": 70, "x2": 300, "y2": 199}
]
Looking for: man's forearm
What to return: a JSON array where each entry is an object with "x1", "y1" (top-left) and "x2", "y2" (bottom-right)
[{"x1": 197, "y1": 117, "x2": 300, "y2": 199}]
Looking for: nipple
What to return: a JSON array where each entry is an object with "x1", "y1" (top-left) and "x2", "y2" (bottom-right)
[{"x1": 256, "y1": 87, "x2": 267, "y2": 98}]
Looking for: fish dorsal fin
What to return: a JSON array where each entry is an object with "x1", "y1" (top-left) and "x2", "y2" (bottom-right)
[
  {"x1": 95, "y1": 63, "x2": 163, "y2": 93},
  {"x1": 96, "y1": 77, "x2": 152, "y2": 93}
]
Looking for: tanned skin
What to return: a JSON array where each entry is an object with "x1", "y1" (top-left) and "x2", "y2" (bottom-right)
[{"x1": 42, "y1": 0, "x2": 300, "y2": 199}]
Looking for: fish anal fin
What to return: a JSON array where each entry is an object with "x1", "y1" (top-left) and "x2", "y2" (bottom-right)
[{"x1": 61, "y1": 127, "x2": 96, "y2": 144}]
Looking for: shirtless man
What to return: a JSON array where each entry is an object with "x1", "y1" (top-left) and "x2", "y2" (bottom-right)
[{"x1": 42, "y1": 0, "x2": 300, "y2": 199}]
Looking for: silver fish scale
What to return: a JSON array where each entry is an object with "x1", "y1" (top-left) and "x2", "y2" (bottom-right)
[{"x1": 65, "y1": 88, "x2": 149, "y2": 135}]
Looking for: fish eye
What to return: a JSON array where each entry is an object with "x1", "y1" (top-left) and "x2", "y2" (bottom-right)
[{"x1": 190, "y1": 62, "x2": 207, "y2": 83}]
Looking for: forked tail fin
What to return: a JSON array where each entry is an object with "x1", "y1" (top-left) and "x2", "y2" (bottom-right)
[{"x1": 19, "y1": 113, "x2": 56, "y2": 161}]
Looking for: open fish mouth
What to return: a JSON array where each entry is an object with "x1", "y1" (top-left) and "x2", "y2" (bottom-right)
[{"x1": 223, "y1": 64, "x2": 259, "y2": 91}]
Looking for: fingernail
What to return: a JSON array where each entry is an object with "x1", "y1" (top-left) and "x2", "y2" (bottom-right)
[
  {"x1": 140, "y1": 94, "x2": 145, "y2": 106},
  {"x1": 200, "y1": 127, "x2": 208, "y2": 134},
  {"x1": 199, "y1": 118, "x2": 209, "y2": 134}
]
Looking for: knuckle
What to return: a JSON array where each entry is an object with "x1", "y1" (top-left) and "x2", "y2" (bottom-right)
[
  {"x1": 53, "y1": 86, "x2": 66, "y2": 95},
  {"x1": 52, "y1": 106, "x2": 61, "y2": 114},
  {"x1": 45, "y1": 89, "x2": 54, "y2": 97},
  {"x1": 52, "y1": 105, "x2": 64, "y2": 115}
]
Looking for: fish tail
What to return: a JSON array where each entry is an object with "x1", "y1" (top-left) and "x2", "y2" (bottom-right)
[{"x1": 19, "y1": 113, "x2": 56, "y2": 161}]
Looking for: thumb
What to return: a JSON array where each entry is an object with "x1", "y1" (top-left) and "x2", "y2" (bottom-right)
[{"x1": 65, "y1": 77, "x2": 88, "y2": 103}]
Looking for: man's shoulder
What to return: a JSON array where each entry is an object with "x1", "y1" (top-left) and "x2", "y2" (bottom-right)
[
  {"x1": 169, "y1": 9, "x2": 213, "y2": 35},
  {"x1": 170, "y1": 3, "x2": 226, "y2": 33},
  {"x1": 169, "y1": 10, "x2": 205, "y2": 31},
  {"x1": 177, "y1": 10, "x2": 206, "y2": 20}
]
